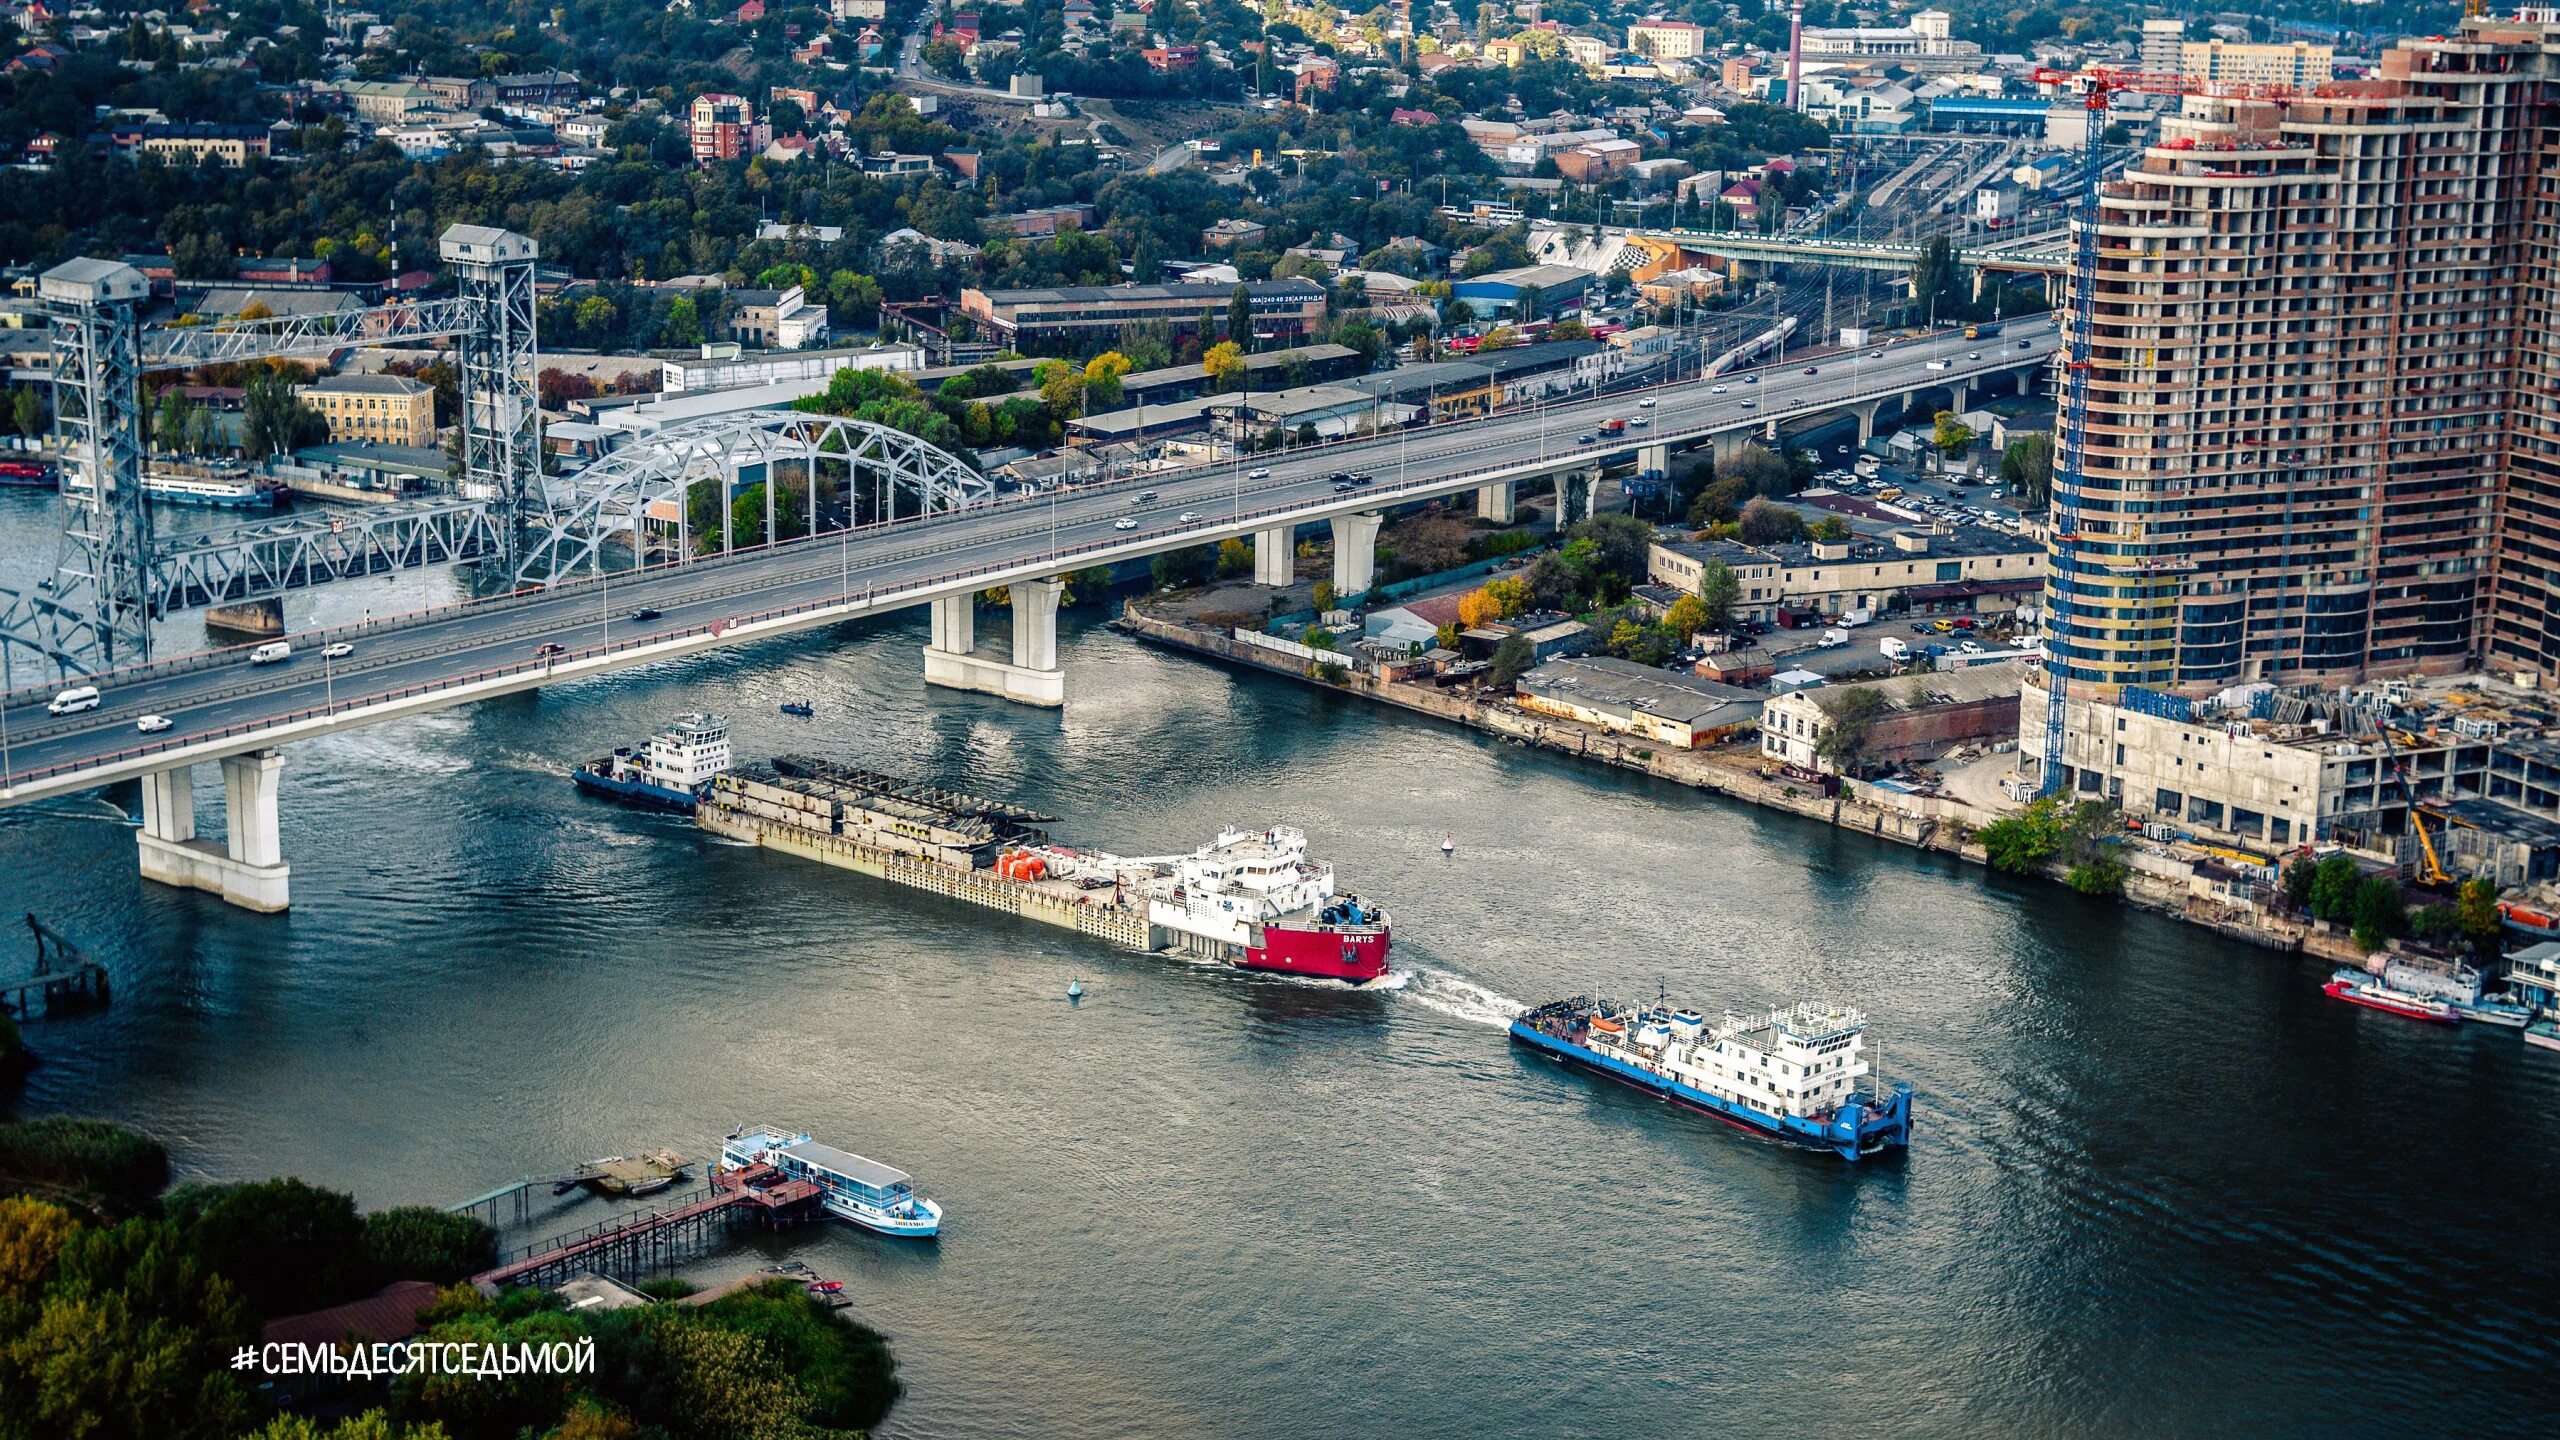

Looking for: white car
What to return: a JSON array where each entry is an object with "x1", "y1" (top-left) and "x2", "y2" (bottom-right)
[
  {"x1": 1114, "y1": 517, "x2": 1139, "y2": 531},
  {"x1": 1869, "y1": 349, "x2": 1885, "y2": 358},
  {"x1": 1248, "y1": 468, "x2": 1271, "y2": 479},
  {"x1": 1959, "y1": 640, "x2": 1985, "y2": 654},
  {"x1": 322, "y1": 641, "x2": 354, "y2": 659},
  {"x1": 1637, "y1": 398, "x2": 1657, "y2": 408},
  {"x1": 135, "y1": 714, "x2": 171, "y2": 733},
  {"x1": 1178, "y1": 511, "x2": 1201, "y2": 522},
  {"x1": 1710, "y1": 384, "x2": 1728, "y2": 394}
]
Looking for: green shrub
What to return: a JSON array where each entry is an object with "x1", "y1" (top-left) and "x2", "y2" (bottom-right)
[
  {"x1": 363, "y1": 1206, "x2": 498, "y2": 1285},
  {"x1": 0, "y1": 1117, "x2": 168, "y2": 1203}
]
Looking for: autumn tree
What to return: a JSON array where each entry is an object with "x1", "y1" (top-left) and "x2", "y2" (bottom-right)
[
  {"x1": 1203, "y1": 341, "x2": 1246, "y2": 391},
  {"x1": 1082, "y1": 351, "x2": 1133, "y2": 410},
  {"x1": 1456, "y1": 585, "x2": 1502, "y2": 629},
  {"x1": 1662, "y1": 594, "x2": 1711, "y2": 637}
]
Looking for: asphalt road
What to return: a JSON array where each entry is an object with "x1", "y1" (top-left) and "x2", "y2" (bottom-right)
[{"x1": 0, "y1": 318, "x2": 2055, "y2": 800}]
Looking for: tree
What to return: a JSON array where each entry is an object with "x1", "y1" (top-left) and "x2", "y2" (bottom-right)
[
  {"x1": 1151, "y1": 546, "x2": 1214, "y2": 589},
  {"x1": 1456, "y1": 586, "x2": 1502, "y2": 629},
  {"x1": 2456, "y1": 877, "x2": 2504, "y2": 960},
  {"x1": 1489, "y1": 631, "x2": 1536, "y2": 686},
  {"x1": 1737, "y1": 496, "x2": 1807, "y2": 546},
  {"x1": 1227, "y1": 284, "x2": 1253, "y2": 347},
  {"x1": 361, "y1": 1207, "x2": 496, "y2": 1285},
  {"x1": 2001, "y1": 433, "x2": 2054, "y2": 506},
  {"x1": 1808, "y1": 515, "x2": 1852, "y2": 543},
  {"x1": 1979, "y1": 796, "x2": 2070, "y2": 874},
  {"x1": 1484, "y1": 576, "x2": 1531, "y2": 618},
  {"x1": 1203, "y1": 341, "x2": 1245, "y2": 391},
  {"x1": 1216, "y1": 537, "x2": 1252, "y2": 577},
  {"x1": 153, "y1": 388, "x2": 196, "y2": 455},
  {"x1": 1662, "y1": 594, "x2": 1710, "y2": 638},
  {"x1": 169, "y1": 1176, "x2": 370, "y2": 1316},
  {"x1": 2351, "y1": 877, "x2": 2408, "y2": 952},
  {"x1": 1082, "y1": 351, "x2": 1132, "y2": 410},
  {"x1": 1695, "y1": 559, "x2": 1741, "y2": 632},
  {"x1": 242, "y1": 368, "x2": 324, "y2": 460},
  {"x1": 1719, "y1": 443, "x2": 1793, "y2": 497},
  {"x1": 2281, "y1": 856, "x2": 2319, "y2": 910},
  {"x1": 1312, "y1": 579, "x2": 1337, "y2": 613},
  {"x1": 1910, "y1": 235, "x2": 1965, "y2": 324},
  {"x1": 2308, "y1": 852, "x2": 2362, "y2": 922},
  {"x1": 1933, "y1": 409, "x2": 1976, "y2": 458},
  {"x1": 2067, "y1": 854, "x2": 2130, "y2": 897},
  {"x1": 1814, "y1": 687, "x2": 1888, "y2": 773},
  {"x1": 11, "y1": 387, "x2": 42, "y2": 440}
]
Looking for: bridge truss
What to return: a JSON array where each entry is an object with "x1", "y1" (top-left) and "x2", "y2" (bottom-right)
[
  {"x1": 0, "y1": 227, "x2": 539, "y2": 679},
  {"x1": 517, "y1": 412, "x2": 993, "y2": 587},
  {"x1": 148, "y1": 498, "x2": 505, "y2": 612}
]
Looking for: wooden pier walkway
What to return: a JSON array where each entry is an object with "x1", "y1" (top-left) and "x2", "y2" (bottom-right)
[{"x1": 469, "y1": 1165, "x2": 821, "y2": 1293}]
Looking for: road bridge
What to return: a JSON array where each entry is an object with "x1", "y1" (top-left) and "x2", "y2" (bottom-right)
[
  {"x1": 1649, "y1": 231, "x2": 2071, "y2": 278},
  {"x1": 0, "y1": 319, "x2": 2055, "y2": 911}
]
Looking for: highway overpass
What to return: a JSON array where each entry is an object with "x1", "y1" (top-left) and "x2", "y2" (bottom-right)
[{"x1": 0, "y1": 318, "x2": 2054, "y2": 909}]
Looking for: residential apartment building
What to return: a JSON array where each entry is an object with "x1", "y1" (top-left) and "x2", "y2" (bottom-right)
[
  {"x1": 689, "y1": 93, "x2": 760, "y2": 164},
  {"x1": 2042, "y1": 31, "x2": 2531, "y2": 702},
  {"x1": 956, "y1": 280, "x2": 1326, "y2": 351},
  {"x1": 298, "y1": 374, "x2": 435, "y2": 448},
  {"x1": 1625, "y1": 20, "x2": 1705, "y2": 62},
  {"x1": 722, "y1": 285, "x2": 829, "y2": 349},
  {"x1": 141, "y1": 122, "x2": 270, "y2": 167},
  {"x1": 2178, "y1": 40, "x2": 2335, "y2": 91}
]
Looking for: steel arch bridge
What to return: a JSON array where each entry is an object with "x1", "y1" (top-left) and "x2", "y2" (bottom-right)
[{"x1": 516, "y1": 412, "x2": 994, "y2": 587}]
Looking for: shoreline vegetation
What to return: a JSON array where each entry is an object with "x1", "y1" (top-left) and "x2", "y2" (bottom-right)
[{"x1": 0, "y1": 1117, "x2": 900, "y2": 1440}]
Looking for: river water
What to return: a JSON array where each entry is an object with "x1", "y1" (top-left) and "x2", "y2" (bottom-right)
[{"x1": 1, "y1": 491, "x2": 2553, "y2": 1438}]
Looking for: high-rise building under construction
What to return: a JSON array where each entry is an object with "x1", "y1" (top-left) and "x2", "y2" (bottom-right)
[{"x1": 2044, "y1": 12, "x2": 2560, "y2": 696}]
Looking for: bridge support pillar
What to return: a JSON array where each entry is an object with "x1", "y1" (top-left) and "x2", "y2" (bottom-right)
[
  {"x1": 1330, "y1": 513, "x2": 1381, "y2": 599},
  {"x1": 1252, "y1": 525, "x2": 1294, "y2": 586},
  {"x1": 135, "y1": 753, "x2": 291, "y2": 913},
  {"x1": 1950, "y1": 381, "x2": 1972, "y2": 414},
  {"x1": 923, "y1": 584, "x2": 1065, "y2": 708},
  {"x1": 1850, "y1": 398, "x2": 1887, "y2": 446},
  {"x1": 1474, "y1": 481, "x2": 1515, "y2": 524},
  {"x1": 1637, "y1": 443, "x2": 1669, "y2": 477},
  {"x1": 1712, "y1": 428, "x2": 1755, "y2": 470}
]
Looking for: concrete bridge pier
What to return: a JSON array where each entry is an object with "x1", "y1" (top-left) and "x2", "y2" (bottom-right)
[
  {"x1": 1712, "y1": 428, "x2": 1757, "y2": 469},
  {"x1": 1950, "y1": 381, "x2": 1972, "y2": 413},
  {"x1": 1330, "y1": 513, "x2": 1381, "y2": 599},
  {"x1": 923, "y1": 584, "x2": 1066, "y2": 707},
  {"x1": 1637, "y1": 443, "x2": 1669, "y2": 477},
  {"x1": 1474, "y1": 480, "x2": 1515, "y2": 524},
  {"x1": 1849, "y1": 398, "x2": 1888, "y2": 446},
  {"x1": 136, "y1": 753, "x2": 291, "y2": 913},
  {"x1": 1252, "y1": 525, "x2": 1294, "y2": 586}
]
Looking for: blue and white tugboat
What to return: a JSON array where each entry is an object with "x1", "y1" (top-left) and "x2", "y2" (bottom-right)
[
  {"x1": 572, "y1": 713, "x2": 730, "y2": 812},
  {"x1": 1511, "y1": 996, "x2": 1913, "y2": 1161},
  {"x1": 719, "y1": 1124, "x2": 944, "y2": 1239}
]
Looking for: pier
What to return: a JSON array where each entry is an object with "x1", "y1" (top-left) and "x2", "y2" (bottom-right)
[
  {"x1": 0, "y1": 914, "x2": 109, "y2": 1021},
  {"x1": 469, "y1": 1164, "x2": 821, "y2": 1293}
]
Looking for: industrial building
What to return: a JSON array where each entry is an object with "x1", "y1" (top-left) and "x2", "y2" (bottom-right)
[
  {"x1": 1516, "y1": 657, "x2": 1765, "y2": 749},
  {"x1": 1448, "y1": 265, "x2": 1595, "y2": 321},
  {"x1": 957, "y1": 280, "x2": 1326, "y2": 351},
  {"x1": 1760, "y1": 662, "x2": 2028, "y2": 775},
  {"x1": 1649, "y1": 528, "x2": 2043, "y2": 625}
]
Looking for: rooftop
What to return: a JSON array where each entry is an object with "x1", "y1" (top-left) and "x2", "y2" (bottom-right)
[{"x1": 1518, "y1": 655, "x2": 1765, "y2": 727}]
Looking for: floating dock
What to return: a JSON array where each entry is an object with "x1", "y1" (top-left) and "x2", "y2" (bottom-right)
[
  {"x1": 554, "y1": 1148, "x2": 688, "y2": 1197},
  {"x1": 471, "y1": 1162, "x2": 821, "y2": 1293}
]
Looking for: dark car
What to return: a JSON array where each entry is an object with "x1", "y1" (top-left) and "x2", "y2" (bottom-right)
[
  {"x1": 1577, "y1": 432, "x2": 1597, "y2": 445},
  {"x1": 1802, "y1": 366, "x2": 1819, "y2": 375},
  {"x1": 1742, "y1": 373, "x2": 1759, "y2": 384},
  {"x1": 1331, "y1": 480, "x2": 1358, "y2": 492},
  {"x1": 534, "y1": 642, "x2": 567, "y2": 658},
  {"x1": 629, "y1": 607, "x2": 662, "y2": 622}
]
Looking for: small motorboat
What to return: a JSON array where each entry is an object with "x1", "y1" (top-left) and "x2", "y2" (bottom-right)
[
  {"x1": 806, "y1": 1279, "x2": 844, "y2": 1295},
  {"x1": 1441, "y1": 833, "x2": 1456, "y2": 856},
  {"x1": 779, "y1": 699, "x2": 815, "y2": 716},
  {"x1": 1067, "y1": 978, "x2": 1085, "y2": 1000},
  {"x1": 2526, "y1": 1018, "x2": 2560, "y2": 1053}
]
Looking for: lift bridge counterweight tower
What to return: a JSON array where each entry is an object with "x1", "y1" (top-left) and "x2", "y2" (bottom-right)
[{"x1": 0, "y1": 227, "x2": 544, "y2": 678}]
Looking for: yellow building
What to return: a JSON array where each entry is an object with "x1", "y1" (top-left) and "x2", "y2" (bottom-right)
[
  {"x1": 298, "y1": 374, "x2": 436, "y2": 448},
  {"x1": 2179, "y1": 40, "x2": 2333, "y2": 91}
]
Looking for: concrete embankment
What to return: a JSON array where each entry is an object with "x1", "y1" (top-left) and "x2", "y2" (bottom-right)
[{"x1": 1118, "y1": 606, "x2": 2319, "y2": 956}]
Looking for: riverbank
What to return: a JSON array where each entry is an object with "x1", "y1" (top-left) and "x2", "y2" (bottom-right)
[{"x1": 1117, "y1": 604, "x2": 2360, "y2": 962}]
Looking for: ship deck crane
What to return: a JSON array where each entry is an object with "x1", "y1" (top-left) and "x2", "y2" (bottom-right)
[{"x1": 2025, "y1": 64, "x2": 2304, "y2": 796}]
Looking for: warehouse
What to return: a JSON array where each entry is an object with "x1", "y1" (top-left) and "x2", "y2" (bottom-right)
[
  {"x1": 1449, "y1": 264, "x2": 1596, "y2": 321},
  {"x1": 958, "y1": 280, "x2": 1326, "y2": 351},
  {"x1": 1515, "y1": 657, "x2": 1765, "y2": 749}
]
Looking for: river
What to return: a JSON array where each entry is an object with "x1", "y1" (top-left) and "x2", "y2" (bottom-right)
[{"x1": 0, "y1": 490, "x2": 2553, "y2": 1438}]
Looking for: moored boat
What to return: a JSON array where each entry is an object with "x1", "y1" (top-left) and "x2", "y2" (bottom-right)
[
  {"x1": 720, "y1": 1124, "x2": 942, "y2": 1238},
  {"x1": 572, "y1": 713, "x2": 730, "y2": 812},
  {"x1": 2323, "y1": 977, "x2": 2459, "y2": 1024},
  {"x1": 1511, "y1": 996, "x2": 1913, "y2": 1161},
  {"x1": 2524, "y1": 1019, "x2": 2560, "y2": 1053}
]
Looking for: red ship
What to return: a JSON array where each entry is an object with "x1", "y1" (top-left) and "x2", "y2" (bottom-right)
[
  {"x1": 2323, "y1": 978, "x2": 2459, "y2": 1024},
  {"x1": 1147, "y1": 826, "x2": 1392, "y2": 983}
]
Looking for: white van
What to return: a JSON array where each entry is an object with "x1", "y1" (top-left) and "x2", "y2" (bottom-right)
[
  {"x1": 1821, "y1": 626, "x2": 1851, "y2": 647},
  {"x1": 46, "y1": 685, "x2": 100, "y2": 715},
  {"x1": 250, "y1": 641, "x2": 292, "y2": 665},
  {"x1": 1879, "y1": 637, "x2": 1911, "y2": 661}
]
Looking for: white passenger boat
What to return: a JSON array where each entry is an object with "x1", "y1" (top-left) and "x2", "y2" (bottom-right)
[{"x1": 719, "y1": 1124, "x2": 943, "y2": 1238}]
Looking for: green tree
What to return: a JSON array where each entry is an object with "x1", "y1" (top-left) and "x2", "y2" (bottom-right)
[
  {"x1": 2066, "y1": 854, "x2": 2130, "y2": 897},
  {"x1": 1737, "y1": 497, "x2": 1807, "y2": 546},
  {"x1": 1719, "y1": 443, "x2": 1793, "y2": 497},
  {"x1": 1489, "y1": 631, "x2": 1536, "y2": 686},
  {"x1": 1910, "y1": 235, "x2": 1966, "y2": 324},
  {"x1": 2350, "y1": 877, "x2": 2408, "y2": 952},
  {"x1": 11, "y1": 387, "x2": 43, "y2": 440},
  {"x1": 1216, "y1": 537, "x2": 1252, "y2": 578},
  {"x1": 1150, "y1": 546, "x2": 1214, "y2": 589},
  {"x1": 1814, "y1": 687, "x2": 1888, "y2": 773},
  {"x1": 361, "y1": 1207, "x2": 496, "y2": 1285},
  {"x1": 1227, "y1": 284, "x2": 1253, "y2": 348},
  {"x1": 242, "y1": 368, "x2": 324, "y2": 460},
  {"x1": 663, "y1": 295, "x2": 703, "y2": 348},
  {"x1": 1979, "y1": 796, "x2": 2070, "y2": 874},
  {"x1": 1808, "y1": 515, "x2": 1852, "y2": 543},
  {"x1": 2308, "y1": 852, "x2": 2362, "y2": 921},
  {"x1": 2281, "y1": 856, "x2": 2319, "y2": 910},
  {"x1": 1933, "y1": 410, "x2": 1976, "y2": 458},
  {"x1": 2455, "y1": 877, "x2": 2504, "y2": 960},
  {"x1": 1695, "y1": 558, "x2": 1742, "y2": 631},
  {"x1": 1312, "y1": 579, "x2": 1337, "y2": 613},
  {"x1": 153, "y1": 388, "x2": 195, "y2": 455},
  {"x1": 168, "y1": 1177, "x2": 370, "y2": 1317},
  {"x1": 2001, "y1": 433, "x2": 2054, "y2": 506}
]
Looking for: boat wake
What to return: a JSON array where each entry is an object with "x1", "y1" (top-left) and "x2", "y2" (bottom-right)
[{"x1": 1400, "y1": 968, "x2": 1529, "y2": 1029}]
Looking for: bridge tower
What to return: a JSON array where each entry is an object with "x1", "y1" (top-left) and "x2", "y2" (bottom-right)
[
  {"x1": 34, "y1": 259, "x2": 155, "y2": 672},
  {"x1": 441, "y1": 226, "x2": 547, "y2": 576}
]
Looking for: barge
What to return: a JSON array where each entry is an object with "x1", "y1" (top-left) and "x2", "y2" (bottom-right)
[
  {"x1": 697, "y1": 756, "x2": 1392, "y2": 982},
  {"x1": 1511, "y1": 996, "x2": 1912, "y2": 1161}
]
